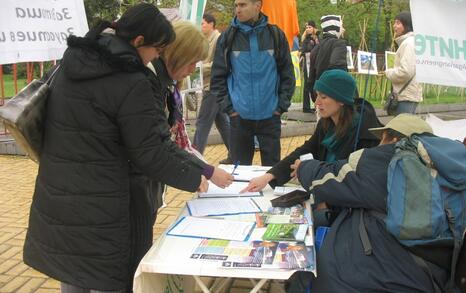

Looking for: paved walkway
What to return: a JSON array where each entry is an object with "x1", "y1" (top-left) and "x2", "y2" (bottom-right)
[{"x1": 0, "y1": 136, "x2": 309, "y2": 293}]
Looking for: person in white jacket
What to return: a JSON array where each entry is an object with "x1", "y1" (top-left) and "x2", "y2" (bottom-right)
[{"x1": 386, "y1": 11, "x2": 422, "y2": 115}]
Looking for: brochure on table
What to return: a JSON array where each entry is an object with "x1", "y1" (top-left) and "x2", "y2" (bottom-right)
[
  {"x1": 134, "y1": 190, "x2": 316, "y2": 293},
  {"x1": 190, "y1": 239, "x2": 315, "y2": 271}
]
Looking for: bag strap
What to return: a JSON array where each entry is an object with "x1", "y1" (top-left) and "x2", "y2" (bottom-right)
[
  {"x1": 360, "y1": 209, "x2": 444, "y2": 292},
  {"x1": 446, "y1": 208, "x2": 463, "y2": 292},
  {"x1": 359, "y1": 210, "x2": 373, "y2": 255},
  {"x1": 44, "y1": 65, "x2": 61, "y2": 86},
  {"x1": 223, "y1": 26, "x2": 238, "y2": 73},
  {"x1": 396, "y1": 74, "x2": 415, "y2": 95},
  {"x1": 410, "y1": 253, "x2": 443, "y2": 293}
]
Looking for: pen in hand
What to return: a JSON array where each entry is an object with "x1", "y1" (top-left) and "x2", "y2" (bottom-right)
[{"x1": 231, "y1": 161, "x2": 240, "y2": 175}]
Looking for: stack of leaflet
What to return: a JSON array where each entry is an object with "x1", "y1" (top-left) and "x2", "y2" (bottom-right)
[
  {"x1": 258, "y1": 205, "x2": 310, "y2": 243},
  {"x1": 190, "y1": 239, "x2": 314, "y2": 270}
]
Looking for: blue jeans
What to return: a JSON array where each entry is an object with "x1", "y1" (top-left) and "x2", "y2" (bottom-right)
[
  {"x1": 395, "y1": 101, "x2": 418, "y2": 115},
  {"x1": 229, "y1": 115, "x2": 281, "y2": 166},
  {"x1": 193, "y1": 90, "x2": 231, "y2": 155}
]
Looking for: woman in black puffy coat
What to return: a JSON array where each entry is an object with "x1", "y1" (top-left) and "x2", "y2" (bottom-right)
[{"x1": 23, "y1": 4, "x2": 232, "y2": 293}]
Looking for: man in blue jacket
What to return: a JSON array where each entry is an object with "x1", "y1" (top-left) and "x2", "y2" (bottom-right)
[
  {"x1": 210, "y1": 0, "x2": 295, "y2": 166},
  {"x1": 287, "y1": 114, "x2": 458, "y2": 292}
]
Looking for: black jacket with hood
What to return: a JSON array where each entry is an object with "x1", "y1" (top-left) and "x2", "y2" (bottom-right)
[{"x1": 23, "y1": 33, "x2": 207, "y2": 291}]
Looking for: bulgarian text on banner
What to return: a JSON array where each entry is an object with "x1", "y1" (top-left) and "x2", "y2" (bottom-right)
[{"x1": 0, "y1": 0, "x2": 88, "y2": 64}]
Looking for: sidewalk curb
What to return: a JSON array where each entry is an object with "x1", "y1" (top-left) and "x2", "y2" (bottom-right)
[{"x1": 188, "y1": 103, "x2": 466, "y2": 145}]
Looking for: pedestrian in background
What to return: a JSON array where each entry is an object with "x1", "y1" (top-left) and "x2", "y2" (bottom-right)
[
  {"x1": 300, "y1": 20, "x2": 319, "y2": 113},
  {"x1": 385, "y1": 11, "x2": 422, "y2": 115},
  {"x1": 193, "y1": 13, "x2": 232, "y2": 164}
]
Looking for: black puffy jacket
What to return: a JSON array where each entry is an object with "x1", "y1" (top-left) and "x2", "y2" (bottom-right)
[{"x1": 23, "y1": 34, "x2": 206, "y2": 291}]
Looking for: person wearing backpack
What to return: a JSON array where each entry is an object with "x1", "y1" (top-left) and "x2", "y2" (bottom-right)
[
  {"x1": 287, "y1": 114, "x2": 464, "y2": 292},
  {"x1": 306, "y1": 15, "x2": 348, "y2": 106},
  {"x1": 210, "y1": 0, "x2": 295, "y2": 166}
]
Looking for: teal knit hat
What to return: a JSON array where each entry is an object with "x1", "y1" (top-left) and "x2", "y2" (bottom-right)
[{"x1": 314, "y1": 69, "x2": 356, "y2": 105}]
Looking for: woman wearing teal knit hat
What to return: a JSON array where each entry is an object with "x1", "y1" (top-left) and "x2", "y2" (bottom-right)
[
  {"x1": 243, "y1": 68, "x2": 383, "y2": 292},
  {"x1": 243, "y1": 68, "x2": 382, "y2": 196}
]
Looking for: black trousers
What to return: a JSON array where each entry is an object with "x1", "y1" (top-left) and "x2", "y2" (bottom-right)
[
  {"x1": 229, "y1": 115, "x2": 281, "y2": 166},
  {"x1": 302, "y1": 78, "x2": 316, "y2": 111}
]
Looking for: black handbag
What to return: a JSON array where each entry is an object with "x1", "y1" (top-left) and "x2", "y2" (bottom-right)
[
  {"x1": 384, "y1": 75, "x2": 414, "y2": 116},
  {"x1": 0, "y1": 65, "x2": 60, "y2": 162}
]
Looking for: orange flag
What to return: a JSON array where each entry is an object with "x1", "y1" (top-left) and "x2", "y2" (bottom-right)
[{"x1": 261, "y1": 0, "x2": 300, "y2": 50}]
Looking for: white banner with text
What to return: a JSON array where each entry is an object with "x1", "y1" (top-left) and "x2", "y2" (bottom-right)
[
  {"x1": 0, "y1": 0, "x2": 88, "y2": 64},
  {"x1": 411, "y1": 0, "x2": 466, "y2": 87}
]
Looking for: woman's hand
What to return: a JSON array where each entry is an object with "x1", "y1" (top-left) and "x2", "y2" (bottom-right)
[
  {"x1": 210, "y1": 167, "x2": 234, "y2": 188},
  {"x1": 290, "y1": 159, "x2": 302, "y2": 179},
  {"x1": 241, "y1": 173, "x2": 275, "y2": 193},
  {"x1": 197, "y1": 175, "x2": 209, "y2": 193}
]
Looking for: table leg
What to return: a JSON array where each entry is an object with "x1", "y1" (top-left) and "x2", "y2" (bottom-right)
[
  {"x1": 211, "y1": 277, "x2": 232, "y2": 293},
  {"x1": 193, "y1": 275, "x2": 211, "y2": 293},
  {"x1": 249, "y1": 278, "x2": 268, "y2": 293}
]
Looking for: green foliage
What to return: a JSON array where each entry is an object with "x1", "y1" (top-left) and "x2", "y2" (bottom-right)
[
  {"x1": 83, "y1": 0, "x2": 120, "y2": 28},
  {"x1": 83, "y1": 0, "x2": 162, "y2": 28},
  {"x1": 296, "y1": 0, "x2": 409, "y2": 52}
]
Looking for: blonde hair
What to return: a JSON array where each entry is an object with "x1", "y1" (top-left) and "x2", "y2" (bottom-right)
[{"x1": 162, "y1": 21, "x2": 208, "y2": 73}]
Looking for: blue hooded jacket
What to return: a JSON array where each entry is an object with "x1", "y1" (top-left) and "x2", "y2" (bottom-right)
[{"x1": 211, "y1": 14, "x2": 295, "y2": 120}]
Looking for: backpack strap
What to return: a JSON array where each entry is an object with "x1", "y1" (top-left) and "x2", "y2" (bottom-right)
[
  {"x1": 410, "y1": 253, "x2": 443, "y2": 293},
  {"x1": 446, "y1": 208, "x2": 463, "y2": 292},
  {"x1": 223, "y1": 26, "x2": 238, "y2": 73},
  {"x1": 361, "y1": 209, "x2": 444, "y2": 292},
  {"x1": 266, "y1": 24, "x2": 281, "y2": 61}
]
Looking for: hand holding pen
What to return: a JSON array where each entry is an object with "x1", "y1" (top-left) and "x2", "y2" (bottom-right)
[
  {"x1": 231, "y1": 161, "x2": 240, "y2": 175},
  {"x1": 210, "y1": 167, "x2": 234, "y2": 189}
]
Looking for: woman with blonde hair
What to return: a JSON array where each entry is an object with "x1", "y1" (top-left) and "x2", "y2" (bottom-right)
[{"x1": 150, "y1": 21, "x2": 210, "y2": 159}]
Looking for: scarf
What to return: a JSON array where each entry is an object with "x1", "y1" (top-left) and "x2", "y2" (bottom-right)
[
  {"x1": 168, "y1": 85, "x2": 205, "y2": 162},
  {"x1": 321, "y1": 113, "x2": 360, "y2": 163}
]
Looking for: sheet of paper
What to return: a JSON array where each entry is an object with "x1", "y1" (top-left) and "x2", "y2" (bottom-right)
[
  {"x1": 187, "y1": 198, "x2": 261, "y2": 217},
  {"x1": 166, "y1": 216, "x2": 255, "y2": 241},
  {"x1": 273, "y1": 186, "x2": 306, "y2": 195},
  {"x1": 198, "y1": 181, "x2": 261, "y2": 198},
  {"x1": 219, "y1": 165, "x2": 271, "y2": 182}
]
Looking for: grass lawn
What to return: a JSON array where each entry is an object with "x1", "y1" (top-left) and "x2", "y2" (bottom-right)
[
  {"x1": 292, "y1": 76, "x2": 465, "y2": 108},
  {"x1": 1, "y1": 74, "x2": 27, "y2": 98}
]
